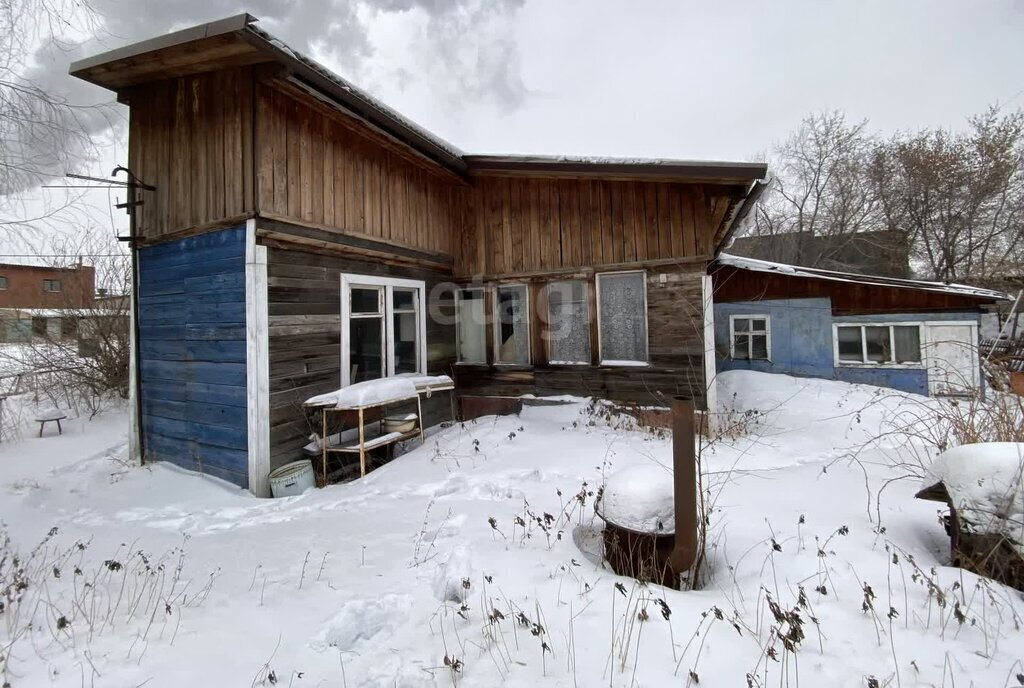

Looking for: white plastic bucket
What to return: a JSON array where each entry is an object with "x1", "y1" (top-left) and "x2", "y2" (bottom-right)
[{"x1": 269, "y1": 460, "x2": 315, "y2": 498}]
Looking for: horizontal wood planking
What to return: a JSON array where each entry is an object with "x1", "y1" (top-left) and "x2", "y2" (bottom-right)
[
  {"x1": 127, "y1": 67, "x2": 255, "y2": 240},
  {"x1": 459, "y1": 177, "x2": 727, "y2": 277},
  {"x1": 137, "y1": 226, "x2": 250, "y2": 486},
  {"x1": 255, "y1": 82, "x2": 466, "y2": 257},
  {"x1": 265, "y1": 244, "x2": 457, "y2": 469},
  {"x1": 452, "y1": 264, "x2": 707, "y2": 406}
]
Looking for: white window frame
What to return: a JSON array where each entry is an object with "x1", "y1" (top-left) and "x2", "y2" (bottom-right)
[
  {"x1": 832, "y1": 322, "x2": 924, "y2": 368},
  {"x1": 595, "y1": 270, "x2": 649, "y2": 366},
  {"x1": 493, "y1": 283, "x2": 531, "y2": 366},
  {"x1": 546, "y1": 280, "x2": 591, "y2": 366},
  {"x1": 455, "y1": 287, "x2": 487, "y2": 365},
  {"x1": 340, "y1": 273, "x2": 427, "y2": 387},
  {"x1": 729, "y1": 314, "x2": 772, "y2": 361},
  {"x1": 43, "y1": 279, "x2": 61, "y2": 293}
]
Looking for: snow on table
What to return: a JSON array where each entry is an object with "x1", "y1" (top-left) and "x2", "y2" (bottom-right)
[
  {"x1": 922, "y1": 442, "x2": 1024, "y2": 548},
  {"x1": 304, "y1": 375, "x2": 452, "y2": 408},
  {"x1": 598, "y1": 463, "x2": 675, "y2": 534},
  {"x1": 304, "y1": 377, "x2": 418, "y2": 409}
]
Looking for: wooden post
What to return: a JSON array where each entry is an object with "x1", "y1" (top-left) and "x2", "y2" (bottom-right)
[
  {"x1": 358, "y1": 407, "x2": 366, "y2": 477},
  {"x1": 321, "y1": 407, "x2": 328, "y2": 484},
  {"x1": 667, "y1": 395, "x2": 699, "y2": 588}
]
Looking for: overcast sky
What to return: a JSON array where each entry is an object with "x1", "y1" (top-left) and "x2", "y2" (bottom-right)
[
  {"x1": 53, "y1": 0, "x2": 1024, "y2": 163},
  {"x1": 8, "y1": 0, "x2": 1024, "y2": 253}
]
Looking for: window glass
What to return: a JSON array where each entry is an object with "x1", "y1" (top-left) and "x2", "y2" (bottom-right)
[
  {"x1": 837, "y1": 326, "x2": 863, "y2": 362},
  {"x1": 351, "y1": 287, "x2": 381, "y2": 314},
  {"x1": 42, "y1": 279, "x2": 61, "y2": 293},
  {"x1": 495, "y1": 285, "x2": 529, "y2": 364},
  {"x1": 751, "y1": 333, "x2": 769, "y2": 359},
  {"x1": 733, "y1": 318, "x2": 751, "y2": 333},
  {"x1": 864, "y1": 326, "x2": 891, "y2": 362},
  {"x1": 0, "y1": 276, "x2": 7, "y2": 290},
  {"x1": 392, "y1": 288, "x2": 419, "y2": 374},
  {"x1": 350, "y1": 317, "x2": 383, "y2": 383},
  {"x1": 393, "y1": 288, "x2": 416, "y2": 311},
  {"x1": 547, "y1": 281, "x2": 590, "y2": 364},
  {"x1": 893, "y1": 326, "x2": 921, "y2": 363},
  {"x1": 457, "y1": 290, "x2": 486, "y2": 364},
  {"x1": 598, "y1": 272, "x2": 647, "y2": 363},
  {"x1": 732, "y1": 334, "x2": 751, "y2": 360}
]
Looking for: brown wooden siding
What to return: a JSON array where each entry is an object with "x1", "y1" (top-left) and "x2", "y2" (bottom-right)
[
  {"x1": 254, "y1": 81, "x2": 465, "y2": 256},
  {"x1": 454, "y1": 265, "x2": 707, "y2": 407},
  {"x1": 265, "y1": 242, "x2": 457, "y2": 469},
  {"x1": 127, "y1": 67, "x2": 255, "y2": 239},
  {"x1": 456, "y1": 178, "x2": 722, "y2": 278},
  {"x1": 711, "y1": 265, "x2": 993, "y2": 315}
]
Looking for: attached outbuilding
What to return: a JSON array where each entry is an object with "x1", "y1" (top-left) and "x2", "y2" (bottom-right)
[{"x1": 710, "y1": 254, "x2": 1009, "y2": 397}]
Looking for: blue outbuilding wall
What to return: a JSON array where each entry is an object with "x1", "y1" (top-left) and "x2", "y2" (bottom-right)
[
  {"x1": 714, "y1": 297, "x2": 980, "y2": 396},
  {"x1": 137, "y1": 226, "x2": 249, "y2": 487}
]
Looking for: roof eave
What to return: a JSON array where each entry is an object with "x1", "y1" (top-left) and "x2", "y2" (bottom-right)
[
  {"x1": 68, "y1": 13, "x2": 255, "y2": 84},
  {"x1": 464, "y1": 155, "x2": 768, "y2": 183}
]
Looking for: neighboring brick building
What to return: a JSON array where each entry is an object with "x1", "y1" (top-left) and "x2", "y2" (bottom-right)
[{"x1": 0, "y1": 263, "x2": 96, "y2": 309}]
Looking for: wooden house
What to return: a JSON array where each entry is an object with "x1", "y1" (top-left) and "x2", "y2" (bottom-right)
[{"x1": 70, "y1": 14, "x2": 767, "y2": 495}]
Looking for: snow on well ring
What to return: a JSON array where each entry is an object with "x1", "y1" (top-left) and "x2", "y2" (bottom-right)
[{"x1": 597, "y1": 463, "x2": 675, "y2": 535}]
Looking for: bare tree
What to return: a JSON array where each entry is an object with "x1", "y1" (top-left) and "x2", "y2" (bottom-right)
[
  {"x1": 870, "y1": 107, "x2": 1024, "y2": 282},
  {"x1": 0, "y1": 0, "x2": 116, "y2": 234},
  {"x1": 744, "y1": 111, "x2": 893, "y2": 272}
]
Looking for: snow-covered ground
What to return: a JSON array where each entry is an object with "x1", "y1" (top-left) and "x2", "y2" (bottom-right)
[{"x1": 1, "y1": 371, "x2": 1022, "y2": 687}]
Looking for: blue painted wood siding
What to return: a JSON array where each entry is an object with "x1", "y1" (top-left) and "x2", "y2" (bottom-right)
[
  {"x1": 137, "y1": 226, "x2": 249, "y2": 487},
  {"x1": 713, "y1": 297, "x2": 981, "y2": 397}
]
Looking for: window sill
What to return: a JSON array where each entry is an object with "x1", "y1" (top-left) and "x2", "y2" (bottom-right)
[
  {"x1": 599, "y1": 360, "x2": 650, "y2": 368},
  {"x1": 835, "y1": 362, "x2": 924, "y2": 370}
]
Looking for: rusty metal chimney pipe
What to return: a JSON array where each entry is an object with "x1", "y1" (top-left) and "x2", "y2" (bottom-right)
[{"x1": 668, "y1": 395, "x2": 698, "y2": 585}]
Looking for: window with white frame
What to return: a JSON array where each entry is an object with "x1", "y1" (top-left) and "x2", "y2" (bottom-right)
[
  {"x1": 341, "y1": 274, "x2": 426, "y2": 386},
  {"x1": 730, "y1": 315, "x2": 771, "y2": 360},
  {"x1": 547, "y1": 280, "x2": 590, "y2": 364},
  {"x1": 456, "y1": 288, "x2": 487, "y2": 364},
  {"x1": 42, "y1": 279, "x2": 61, "y2": 293},
  {"x1": 834, "y1": 323, "x2": 922, "y2": 365},
  {"x1": 0, "y1": 276, "x2": 7, "y2": 290},
  {"x1": 494, "y1": 284, "x2": 529, "y2": 365},
  {"x1": 596, "y1": 271, "x2": 648, "y2": 364}
]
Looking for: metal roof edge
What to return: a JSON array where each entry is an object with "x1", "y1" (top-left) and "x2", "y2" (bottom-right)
[{"x1": 714, "y1": 252, "x2": 1012, "y2": 301}]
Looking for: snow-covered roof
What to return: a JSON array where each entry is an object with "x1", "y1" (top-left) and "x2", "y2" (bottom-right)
[{"x1": 716, "y1": 253, "x2": 1011, "y2": 301}]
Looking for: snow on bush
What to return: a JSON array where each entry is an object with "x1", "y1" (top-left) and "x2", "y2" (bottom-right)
[{"x1": 923, "y1": 442, "x2": 1024, "y2": 547}]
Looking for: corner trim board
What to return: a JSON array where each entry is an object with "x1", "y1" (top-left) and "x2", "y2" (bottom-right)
[{"x1": 245, "y1": 219, "x2": 271, "y2": 496}]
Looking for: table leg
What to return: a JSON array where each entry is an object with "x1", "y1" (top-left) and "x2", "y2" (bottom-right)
[
  {"x1": 358, "y1": 408, "x2": 366, "y2": 477},
  {"x1": 57, "y1": 419, "x2": 62, "y2": 435},
  {"x1": 417, "y1": 395, "x2": 425, "y2": 443},
  {"x1": 38, "y1": 422, "x2": 43, "y2": 438}
]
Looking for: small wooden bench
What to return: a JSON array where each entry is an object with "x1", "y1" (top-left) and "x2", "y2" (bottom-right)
[{"x1": 36, "y1": 409, "x2": 67, "y2": 437}]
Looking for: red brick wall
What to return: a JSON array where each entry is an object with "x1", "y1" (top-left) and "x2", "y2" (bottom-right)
[{"x1": 0, "y1": 264, "x2": 95, "y2": 309}]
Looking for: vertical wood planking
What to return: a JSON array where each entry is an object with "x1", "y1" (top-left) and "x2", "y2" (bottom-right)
[
  {"x1": 656, "y1": 184, "x2": 672, "y2": 258},
  {"x1": 669, "y1": 184, "x2": 685, "y2": 257},
  {"x1": 692, "y1": 185, "x2": 713, "y2": 256},
  {"x1": 621, "y1": 182, "x2": 637, "y2": 263},
  {"x1": 609, "y1": 182, "x2": 624, "y2": 264},
  {"x1": 681, "y1": 186, "x2": 697, "y2": 256}
]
